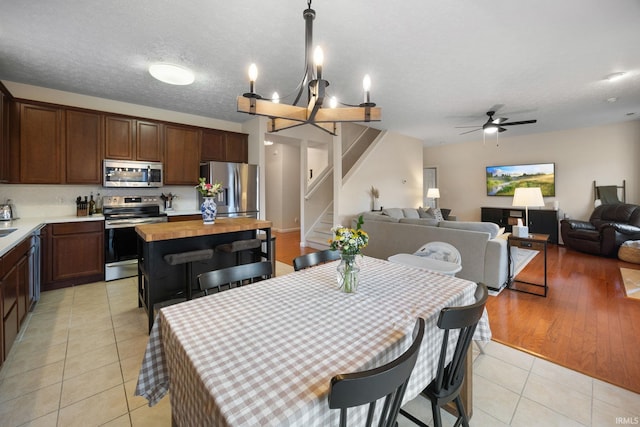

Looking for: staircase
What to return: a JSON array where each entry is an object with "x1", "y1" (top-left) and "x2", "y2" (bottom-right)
[
  {"x1": 302, "y1": 123, "x2": 383, "y2": 249},
  {"x1": 306, "y1": 206, "x2": 333, "y2": 250}
]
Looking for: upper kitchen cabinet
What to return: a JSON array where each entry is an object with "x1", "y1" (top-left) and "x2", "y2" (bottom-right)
[
  {"x1": 164, "y1": 124, "x2": 201, "y2": 185},
  {"x1": 11, "y1": 102, "x2": 64, "y2": 184},
  {"x1": 0, "y1": 87, "x2": 10, "y2": 182},
  {"x1": 105, "y1": 115, "x2": 163, "y2": 162},
  {"x1": 201, "y1": 129, "x2": 248, "y2": 163},
  {"x1": 65, "y1": 109, "x2": 103, "y2": 184},
  {"x1": 136, "y1": 120, "x2": 163, "y2": 162}
]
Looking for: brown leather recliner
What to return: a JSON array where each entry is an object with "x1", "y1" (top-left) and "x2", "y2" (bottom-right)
[{"x1": 560, "y1": 203, "x2": 640, "y2": 256}]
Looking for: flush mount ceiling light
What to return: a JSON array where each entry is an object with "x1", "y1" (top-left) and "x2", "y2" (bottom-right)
[
  {"x1": 149, "y1": 63, "x2": 195, "y2": 85},
  {"x1": 237, "y1": 0, "x2": 381, "y2": 135},
  {"x1": 605, "y1": 72, "x2": 626, "y2": 82}
]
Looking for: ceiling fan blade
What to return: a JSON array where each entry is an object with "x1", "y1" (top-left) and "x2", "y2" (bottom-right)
[
  {"x1": 498, "y1": 127, "x2": 507, "y2": 133},
  {"x1": 455, "y1": 125, "x2": 484, "y2": 128},
  {"x1": 459, "y1": 128, "x2": 481, "y2": 135},
  {"x1": 501, "y1": 119, "x2": 537, "y2": 126},
  {"x1": 493, "y1": 117, "x2": 508, "y2": 124}
]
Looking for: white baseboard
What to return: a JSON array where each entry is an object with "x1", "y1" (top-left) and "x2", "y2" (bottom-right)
[{"x1": 272, "y1": 227, "x2": 300, "y2": 233}]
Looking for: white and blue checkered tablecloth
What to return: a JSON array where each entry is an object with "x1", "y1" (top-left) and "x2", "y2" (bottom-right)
[{"x1": 135, "y1": 256, "x2": 491, "y2": 426}]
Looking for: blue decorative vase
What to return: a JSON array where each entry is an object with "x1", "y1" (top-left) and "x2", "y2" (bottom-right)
[{"x1": 201, "y1": 197, "x2": 217, "y2": 224}]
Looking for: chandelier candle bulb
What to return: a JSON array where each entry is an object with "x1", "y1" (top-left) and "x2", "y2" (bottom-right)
[
  {"x1": 363, "y1": 74, "x2": 371, "y2": 103},
  {"x1": 272, "y1": 92, "x2": 279, "y2": 103},
  {"x1": 314, "y1": 46, "x2": 324, "y2": 81},
  {"x1": 248, "y1": 63, "x2": 258, "y2": 93}
]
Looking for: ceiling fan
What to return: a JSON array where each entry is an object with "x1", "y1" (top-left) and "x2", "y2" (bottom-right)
[{"x1": 457, "y1": 111, "x2": 537, "y2": 135}]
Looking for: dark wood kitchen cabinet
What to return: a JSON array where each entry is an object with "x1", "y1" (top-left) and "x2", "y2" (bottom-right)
[
  {"x1": 42, "y1": 221, "x2": 104, "y2": 291},
  {"x1": 136, "y1": 120, "x2": 163, "y2": 162},
  {"x1": 65, "y1": 109, "x2": 103, "y2": 184},
  {"x1": 164, "y1": 124, "x2": 201, "y2": 185},
  {"x1": 11, "y1": 102, "x2": 63, "y2": 184},
  {"x1": 1, "y1": 237, "x2": 30, "y2": 362},
  {"x1": 0, "y1": 85, "x2": 10, "y2": 182},
  {"x1": 201, "y1": 129, "x2": 248, "y2": 163},
  {"x1": 104, "y1": 115, "x2": 163, "y2": 162}
]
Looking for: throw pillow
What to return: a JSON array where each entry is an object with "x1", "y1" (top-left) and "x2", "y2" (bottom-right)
[
  {"x1": 402, "y1": 208, "x2": 420, "y2": 219},
  {"x1": 418, "y1": 206, "x2": 435, "y2": 219},
  {"x1": 432, "y1": 208, "x2": 444, "y2": 222},
  {"x1": 381, "y1": 208, "x2": 405, "y2": 219}
]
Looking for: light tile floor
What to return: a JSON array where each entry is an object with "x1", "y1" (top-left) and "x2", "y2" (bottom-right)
[{"x1": 0, "y1": 277, "x2": 638, "y2": 426}]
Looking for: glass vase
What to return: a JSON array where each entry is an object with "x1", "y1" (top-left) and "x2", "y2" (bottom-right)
[
  {"x1": 201, "y1": 197, "x2": 217, "y2": 224},
  {"x1": 337, "y1": 254, "x2": 360, "y2": 293}
]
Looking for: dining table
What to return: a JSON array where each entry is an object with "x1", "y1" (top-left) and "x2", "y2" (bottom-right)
[{"x1": 135, "y1": 256, "x2": 491, "y2": 426}]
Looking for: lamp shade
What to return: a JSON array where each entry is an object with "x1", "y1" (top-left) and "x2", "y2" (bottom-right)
[
  {"x1": 512, "y1": 187, "x2": 544, "y2": 208},
  {"x1": 426, "y1": 188, "x2": 440, "y2": 198}
]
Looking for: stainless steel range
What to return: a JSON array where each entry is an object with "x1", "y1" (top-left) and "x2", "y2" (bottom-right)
[{"x1": 103, "y1": 195, "x2": 167, "y2": 281}]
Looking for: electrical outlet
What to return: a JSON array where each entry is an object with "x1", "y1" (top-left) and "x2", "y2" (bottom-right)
[{"x1": 294, "y1": 217, "x2": 298, "y2": 223}]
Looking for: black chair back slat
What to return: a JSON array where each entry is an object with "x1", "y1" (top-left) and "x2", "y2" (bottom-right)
[
  {"x1": 198, "y1": 261, "x2": 273, "y2": 295},
  {"x1": 293, "y1": 249, "x2": 341, "y2": 271}
]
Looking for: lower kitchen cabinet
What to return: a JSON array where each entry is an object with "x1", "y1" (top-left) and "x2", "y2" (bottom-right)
[
  {"x1": 1, "y1": 236, "x2": 31, "y2": 363},
  {"x1": 42, "y1": 221, "x2": 104, "y2": 291}
]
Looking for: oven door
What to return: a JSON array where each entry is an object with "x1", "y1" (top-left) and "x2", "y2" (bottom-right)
[
  {"x1": 104, "y1": 226, "x2": 139, "y2": 281},
  {"x1": 104, "y1": 216, "x2": 167, "y2": 281}
]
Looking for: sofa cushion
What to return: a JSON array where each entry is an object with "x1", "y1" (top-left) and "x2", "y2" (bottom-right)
[
  {"x1": 439, "y1": 220, "x2": 501, "y2": 239},
  {"x1": 418, "y1": 206, "x2": 435, "y2": 219},
  {"x1": 361, "y1": 211, "x2": 399, "y2": 223},
  {"x1": 382, "y1": 208, "x2": 405, "y2": 219},
  {"x1": 402, "y1": 208, "x2": 420, "y2": 219},
  {"x1": 399, "y1": 218, "x2": 439, "y2": 226}
]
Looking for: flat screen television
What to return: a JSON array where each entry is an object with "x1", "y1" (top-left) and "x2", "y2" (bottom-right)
[{"x1": 486, "y1": 163, "x2": 555, "y2": 196}]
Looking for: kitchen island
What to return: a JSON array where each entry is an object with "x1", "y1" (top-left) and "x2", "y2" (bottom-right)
[{"x1": 136, "y1": 217, "x2": 272, "y2": 331}]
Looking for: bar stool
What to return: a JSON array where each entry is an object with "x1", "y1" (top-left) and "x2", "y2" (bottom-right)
[
  {"x1": 163, "y1": 249, "x2": 214, "y2": 301},
  {"x1": 214, "y1": 238, "x2": 262, "y2": 266}
]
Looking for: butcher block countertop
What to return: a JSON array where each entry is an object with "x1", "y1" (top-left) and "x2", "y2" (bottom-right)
[{"x1": 135, "y1": 217, "x2": 272, "y2": 242}]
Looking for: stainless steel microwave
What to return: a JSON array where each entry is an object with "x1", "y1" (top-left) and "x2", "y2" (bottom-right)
[{"x1": 103, "y1": 160, "x2": 163, "y2": 188}]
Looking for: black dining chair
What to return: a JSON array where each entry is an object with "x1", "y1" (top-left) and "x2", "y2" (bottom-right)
[
  {"x1": 197, "y1": 261, "x2": 273, "y2": 295},
  {"x1": 328, "y1": 317, "x2": 425, "y2": 427},
  {"x1": 400, "y1": 283, "x2": 488, "y2": 427},
  {"x1": 293, "y1": 249, "x2": 341, "y2": 271}
]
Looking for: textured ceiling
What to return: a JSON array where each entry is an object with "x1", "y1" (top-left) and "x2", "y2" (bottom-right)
[{"x1": 1, "y1": 0, "x2": 639, "y2": 145}]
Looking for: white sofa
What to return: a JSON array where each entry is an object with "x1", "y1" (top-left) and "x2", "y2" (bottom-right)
[{"x1": 353, "y1": 209, "x2": 508, "y2": 290}]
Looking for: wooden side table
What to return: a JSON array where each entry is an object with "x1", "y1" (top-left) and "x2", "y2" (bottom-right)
[{"x1": 507, "y1": 233, "x2": 549, "y2": 297}]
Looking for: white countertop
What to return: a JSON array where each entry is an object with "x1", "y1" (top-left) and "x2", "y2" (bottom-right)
[
  {"x1": 0, "y1": 215, "x2": 105, "y2": 257},
  {"x1": 0, "y1": 210, "x2": 204, "y2": 257}
]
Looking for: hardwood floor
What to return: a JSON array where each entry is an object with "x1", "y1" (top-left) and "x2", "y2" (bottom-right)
[
  {"x1": 274, "y1": 231, "x2": 640, "y2": 394},
  {"x1": 273, "y1": 230, "x2": 318, "y2": 265},
  {"x1": 488, "y1": 244, "x2": 640, "y2": 394}
]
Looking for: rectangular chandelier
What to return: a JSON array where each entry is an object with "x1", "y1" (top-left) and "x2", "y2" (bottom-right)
[{"x1": 236, "y1": 1, "x2": 381, "y2": 136}]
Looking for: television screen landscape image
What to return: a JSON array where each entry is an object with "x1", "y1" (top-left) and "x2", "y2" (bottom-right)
[{"x1": 486, "y1": 163, "x2": 555, "y2": 196}]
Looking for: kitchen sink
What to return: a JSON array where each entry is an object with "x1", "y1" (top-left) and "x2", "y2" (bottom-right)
[{"x1": 0, "y1": 228, "x2": 17, "y2": 238}]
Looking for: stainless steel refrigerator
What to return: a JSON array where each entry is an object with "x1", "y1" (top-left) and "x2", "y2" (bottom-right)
[{"x1": 199, "y1": 162, "x2": 259, "y2": 218}]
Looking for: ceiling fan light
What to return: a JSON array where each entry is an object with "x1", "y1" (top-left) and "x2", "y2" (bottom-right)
[
  {"x1": 149, "y1": 63, "x2": 195, "y2": 85},
  {"x1": 483, "y1": 125, "x2": 498, "y2": 134}
]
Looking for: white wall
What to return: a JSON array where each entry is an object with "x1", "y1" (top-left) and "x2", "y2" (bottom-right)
[
  {"x1": 340, "y1": 131, "x2": 424, "y2": 225},
  {"x1": 307, "y1": 146, "x2": 328, "y2": 185},
  {"x1": 424, "y1": 120, "x2": 640, "y2": 222},
  {"x1": 264, "y1": 142, "x2": 301, "y2": 232}
]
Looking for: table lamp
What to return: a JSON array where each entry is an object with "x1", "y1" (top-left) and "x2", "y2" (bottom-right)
[
  {"x1": 512, "y1": 187, "x2": 545, "y2": 236},
  {"x1": 426, "y1": 188, "x2": 440, "y2": 207}
]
